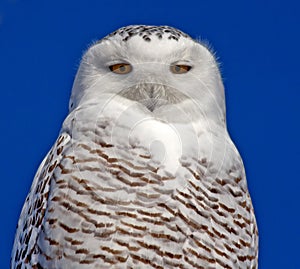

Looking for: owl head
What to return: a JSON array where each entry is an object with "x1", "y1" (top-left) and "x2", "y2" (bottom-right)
[{"x1": 69, "y1": 25, "x2": 225, "y2": 125}]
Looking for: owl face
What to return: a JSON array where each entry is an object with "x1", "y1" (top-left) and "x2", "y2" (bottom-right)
[{"x1": 70, "y1": 25, "x2": 225, "y2": 124}]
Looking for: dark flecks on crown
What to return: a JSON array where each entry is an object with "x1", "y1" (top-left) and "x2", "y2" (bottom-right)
[{"x1": 99, "y1": 25, "x2": 191, "y2": 43}]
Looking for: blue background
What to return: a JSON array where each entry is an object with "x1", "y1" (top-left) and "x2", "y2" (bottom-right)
[{"x1": 1, "y1": 0, "x2": 299, "y2": 268}]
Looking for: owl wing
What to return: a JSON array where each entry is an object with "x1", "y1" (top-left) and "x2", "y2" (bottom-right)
[{"x1": 11, "y1": 132, "x2": 71, "y2": 268}]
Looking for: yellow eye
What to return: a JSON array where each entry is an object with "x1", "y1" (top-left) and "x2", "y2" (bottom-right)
[
  {"x1": 109, "y1": 63, "x2": 132, "y2": 74},
  {"x1": 170, "y1": 64, "x2": 192, "y2": 74}
]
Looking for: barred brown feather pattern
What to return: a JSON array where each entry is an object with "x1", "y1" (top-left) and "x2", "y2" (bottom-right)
[
  {"x1": 11, "y1": 114, "x2": 258, "y2": 268},
  {"x1": 11, "y1": 133, "x2": 70, "y2": 269}
]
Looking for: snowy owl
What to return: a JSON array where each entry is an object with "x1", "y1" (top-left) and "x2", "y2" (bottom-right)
[{"x1": 11, "y1": 25, "x2": 258, "y2": 268}]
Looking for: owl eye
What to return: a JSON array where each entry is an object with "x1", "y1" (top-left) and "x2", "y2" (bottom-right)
[
  {"x1": 170, "y1": 64, "x2": 192, "y2": 74},
  {"x1": 109, "y1": 63, "x2": 132, "y2": 74}
]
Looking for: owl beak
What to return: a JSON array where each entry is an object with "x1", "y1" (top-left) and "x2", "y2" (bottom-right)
[
  {"x1": 119, "y1": 83, "x2": 184, "y2": 112},
  {"x1": 140, "y1": 98, "x2": 167, "y2": 112},
  {"x1": 124, "y1": 83, "x2": 167, "y2": 112}
]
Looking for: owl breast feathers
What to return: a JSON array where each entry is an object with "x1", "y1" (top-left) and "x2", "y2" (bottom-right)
[{"x1": 11, "y1": 25, "x2": 258, "y2": 269}]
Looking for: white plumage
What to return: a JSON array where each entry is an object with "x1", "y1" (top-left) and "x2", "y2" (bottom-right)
[{"x1": 11, "y1": 25, "x2": 258, "y2": 268}]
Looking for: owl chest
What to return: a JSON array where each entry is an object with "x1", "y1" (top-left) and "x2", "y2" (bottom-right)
[{"x1": 39, "y1": 127, "x2": 256, "y2": 268}]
